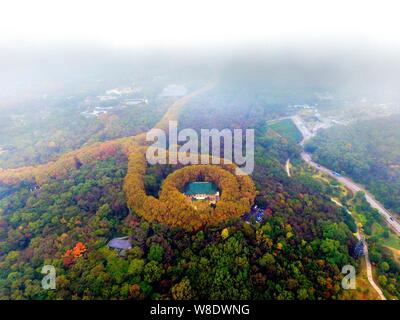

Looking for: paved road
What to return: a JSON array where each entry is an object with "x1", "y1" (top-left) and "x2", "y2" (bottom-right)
[
  {"x1": 292, "y1": 115, "x2": 314, "y2": 146},
  {"x1": 330, "y1": 198, "x2": 386, "y2": 300},
  {"x1": 292, "y1": 116, "x2": 400, "y2": 235},
  {"x1": 289, "y1": 115, "x2": 390, "y2": 299},
  {"x1": 364, "y1": 241, "x2": 387, "y2": 300},
  {"x1": 285, "y1": 159, "x2": 291, "y2": 177}
]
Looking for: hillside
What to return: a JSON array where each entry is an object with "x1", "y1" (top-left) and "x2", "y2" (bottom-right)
[
  {"x1": 306, "y1": 114, "x2": 400, "y2": 215},
  {"x1": 0, "y1": 120, "x2": 359, "y2": 299},
  {"x1": 0, "y1": 85, "x2": 362, "y2": 299}
]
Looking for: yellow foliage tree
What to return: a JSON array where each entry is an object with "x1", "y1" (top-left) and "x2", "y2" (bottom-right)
[{"x1": 221, "y1": 228, "x2": 229, "y2": 239}]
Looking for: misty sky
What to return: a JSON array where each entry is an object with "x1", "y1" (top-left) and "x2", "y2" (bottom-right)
[
  {"x1": 2, "y1": 0, "x2": 400, "y2": 108},
  {"x1": 1, "y1": 0, "x2": 400, "y2": 49}
]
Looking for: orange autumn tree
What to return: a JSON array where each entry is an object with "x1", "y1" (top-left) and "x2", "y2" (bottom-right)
[
  {"x1": 63, "y1": 242, "x2": 87, "y2": 267},
  {"x1": 123, "y1": 146, "x2": 256, "y2": 231},
  {"x1": 0, "y1": 138, "x2": 135, "y2": 186}
]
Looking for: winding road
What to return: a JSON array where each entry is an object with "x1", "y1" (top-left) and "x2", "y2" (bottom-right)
[
  {"x1": 291, "y1": 114, "x2": 400, "y2": 300},
  {"x1": 330, "y1": 198, "x2": 386, "y2": 300},
  {"x1": 285, "y1": 159, "x2": 291, "y2": 177},
  {"x1": 292, "y1": 116, "x2": 400, "y2": 236}
]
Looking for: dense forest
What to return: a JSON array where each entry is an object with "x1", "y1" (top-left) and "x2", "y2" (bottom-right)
[
  {"x1": 350, "y1": 192, "x2": 400, "y2": 299},
  {"x1": 305, "y1": 114, "x2": 400, "y2": 215},
  {"x1": 0, "y1": 122, "x2": 360, "y2": 299},
  {"x1": 1, "y1": 77, "x2": 396, "y2": 300}
]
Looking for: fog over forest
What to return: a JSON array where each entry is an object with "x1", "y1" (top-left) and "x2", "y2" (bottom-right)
[
  {"x1": 2, "y1": 0, "x2": 400, "y2": 304},
  {"x1": 2, "y1": 42, "x2": 400, "y2": 109}
]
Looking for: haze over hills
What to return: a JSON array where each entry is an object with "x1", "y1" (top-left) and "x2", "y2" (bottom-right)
[
  {"x1": 3, "y1": 43, "x2": 400, "y2": 111},
  {"x1": 1, "y1": 43, "x2": 400, "y2": 300},
  {"x1": 2, "y1": 44, "x2": 400, "y2": 167}
]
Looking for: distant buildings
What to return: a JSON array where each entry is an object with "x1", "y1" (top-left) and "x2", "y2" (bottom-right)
[
  {"x1": 80, "y1": 106, "x2": 113, "y2": 118},
  {"x1": 106, "y1": 85, "x2": 141, "y2": 96},
  {"x1": 80, "y1": 84, "x2": 146, "y2": 118},
  {"x1": 289, "y1": 104, "x2": 315, "y2": 110},
  {"x1": 97, "y1": 95, "x2": 118, "y2": 101},
  {"x1": 160, "y1": 84, "x2": 187, "y2": 97},
  {"x1": 123, "y1": 98, "x2": 148, "y2": 106}
]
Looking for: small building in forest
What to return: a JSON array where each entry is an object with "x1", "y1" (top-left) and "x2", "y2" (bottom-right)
[
  {"x1": 184, "y1": 182, "x2": 219, "y2": 204},
  {"x1": 243, "y1": 205, "x2": 265, "y2": 224},
  {"x1": 108, "y1": 237, "x2": 132, "y2": 255},
  {"x1": 354, "y1": 239, "x2": 365, "y2": 258}
]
